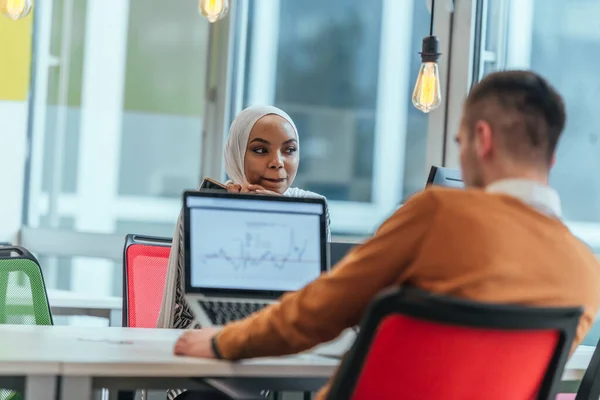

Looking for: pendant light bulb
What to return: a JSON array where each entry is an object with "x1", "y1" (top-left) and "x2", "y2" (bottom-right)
[
  {"x1": 198, "y1": 0, "x2": 229, "y2": 23},
  {"x1": 0, "y1": 0, "x2": 32, "y2": 20},
  {"x1": 412, "y1": 36, "x2": 442, "y2": 113}
]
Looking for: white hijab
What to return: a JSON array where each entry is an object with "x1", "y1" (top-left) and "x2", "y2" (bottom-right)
[
  {"x1": 224, "y1": 105, "x2": 314, "y2": 198},
  {"x1": 156, "y1": 107, "x2": 328, "y2": 330}
]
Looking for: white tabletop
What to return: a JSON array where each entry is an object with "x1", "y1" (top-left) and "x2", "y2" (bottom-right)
[
  {"x1": 47, "y1": 289, "x2": 122, "y2": 310},
  {"x1": 7, "y1": 287, "x2": 122, "y2": 310},
  {"x1": 563, "y1": 344, "x2": 594, "y2": 380},
  {"x1": 0, "y1": 326, "x2": 62, "y2": 375},
  {"x1": 0, "y1": 325, "x2": 593, "y2": 380},
  {"x1": 0, "y1": 325, "x2": 338, "y2": 378}
]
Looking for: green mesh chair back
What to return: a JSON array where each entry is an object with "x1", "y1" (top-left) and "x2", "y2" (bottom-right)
[
  {"x1": 0, "y1": 246, "x2": 52, "y2": 400},
  {"x1": 0, "y1": 246, "x2": 52, "y2": 325}
]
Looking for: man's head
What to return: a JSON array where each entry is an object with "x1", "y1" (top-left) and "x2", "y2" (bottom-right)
[{"x1": 457, "y1": 70, "x2": 566, "y2": 188}]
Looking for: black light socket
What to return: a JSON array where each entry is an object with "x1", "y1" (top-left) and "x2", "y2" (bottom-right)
[{"x1": 420, "y1": 36, "x2": 441, "y2": 63}]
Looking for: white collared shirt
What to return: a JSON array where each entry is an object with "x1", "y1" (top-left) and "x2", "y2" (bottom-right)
[{"x1": 486, "y1": 179, "x2": 562, "y2": 219}]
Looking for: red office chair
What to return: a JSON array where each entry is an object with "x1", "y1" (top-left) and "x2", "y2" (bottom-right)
[
  {"x1": 122, "y1": 234, "x2": 171, "y2": 328},
  {"x1": 122, "y1": 235, "x2": 265, "y2": 400},
  {"x1": 327, "y1": 287, "x2": 582, "y2": 400},
  {"x1": 556, "y1": 331, "x2": 600, "y2": 400},
  {"x1": 120, "y1": 235, "x2": 172, "y2": 400}
]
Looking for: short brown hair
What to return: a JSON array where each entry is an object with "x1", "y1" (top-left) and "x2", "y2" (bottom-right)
[{"x1": 464, "y1": 70, "x2": 566, "y2": 165}]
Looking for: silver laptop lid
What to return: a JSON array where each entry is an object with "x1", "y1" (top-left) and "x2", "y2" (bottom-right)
[{"x1": 183, "y1": 191, "x2": 327, "y2": 300}]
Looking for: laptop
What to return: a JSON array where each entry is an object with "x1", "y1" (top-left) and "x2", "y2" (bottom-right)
[
  {"x1": 426, "y1": 166, "x2": 464, "y2": 188},
  {"x1": 328, "y1": 241, "x2": 357, "y2": 269},
  {"x1": 183, "y1": 191, "x2": 328, "y2": 328}
]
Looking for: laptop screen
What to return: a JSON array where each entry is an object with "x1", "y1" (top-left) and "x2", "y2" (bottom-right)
[
  {"x1": 426, "y1": 166, "x2": 464, "y2": 188},
  {"x1": 183, "y1": 192, "x2": 327, "y2": 296},
  {"x1": 328, "y1": 242, "x2": 357, "y2": 269}
]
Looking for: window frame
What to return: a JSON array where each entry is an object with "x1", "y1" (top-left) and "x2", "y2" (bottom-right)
[
  {"x1": 20, "y1": 0, "x2": 459, "y2": 294},
  {"x1": 21, "y1": 0, "x2": 223, "y2": 293},
  {"x1": 447, "y1": 0, "x2": 600, "y2": 252},
  {"x1": 211, "y1": 0, "x2": 453, "y2": 235}
]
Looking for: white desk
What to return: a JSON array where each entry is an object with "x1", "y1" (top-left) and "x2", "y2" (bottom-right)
[
  {"x1": 47, "y1": 289, "x2": 122, "y2": 325},
  {"x1": 0, "y1": 325, "x2": 338, "y2": 400},
  {"x1": 563, "y1": 345, "x2": 595, "y2": 381},
  {"x1": 0, "y1": 325, "x2": 594, "y2": 400},
  {"x1": 7, "y1": 287, "x2": 122, "y2": 325},
  {"x1": 0, "y1": 326, "x2": 61, "y2": 400}
]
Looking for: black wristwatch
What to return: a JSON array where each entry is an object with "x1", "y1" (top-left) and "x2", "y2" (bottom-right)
[{"x1": 211, "y1": 335, "x2": 223, "y2": 359}]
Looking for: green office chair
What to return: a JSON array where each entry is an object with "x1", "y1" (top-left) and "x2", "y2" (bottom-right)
[{"x1": 0, "y1": 245, "x2": 53, "y2": 400}]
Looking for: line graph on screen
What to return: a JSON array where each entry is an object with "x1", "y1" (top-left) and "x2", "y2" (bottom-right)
[
  {"x1": 190, "y1": 209, "x2": 322, "y2": 290},
  {"x1": 194, "y1": 217, "x2": 321, "y2": 288},
  {"x1": 201, "y1": 228, "x2": 313, "y2": 270}
]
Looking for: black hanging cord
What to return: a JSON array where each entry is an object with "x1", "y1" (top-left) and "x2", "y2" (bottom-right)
[{"x1": 429, "y1": 0, "x2": 435, "y2": 36}]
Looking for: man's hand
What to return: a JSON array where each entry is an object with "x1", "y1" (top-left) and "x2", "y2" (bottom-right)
[{"x1": 173, "y1": 328, "x2": 222, "y2": 358}]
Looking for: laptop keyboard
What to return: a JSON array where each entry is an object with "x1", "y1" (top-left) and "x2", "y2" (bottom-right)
[{"x1": 200, "y1": 300, "x2": 269, "y2": 326}]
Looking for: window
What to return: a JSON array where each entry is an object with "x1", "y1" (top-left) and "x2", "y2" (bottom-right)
[
  {"x1": 443, "y1": 0, "x2": 600, "y2": 348},
  {"x1": 470, "y1": 0, "x2": 600, "y2": 252},
  {"x1": 24, "y1": 0, "x2": 210, "y2": 296},
  {"x1": 21, "y1": 0, "x2": 450, "y2": 299},
  {"x1": 228, "y1": 0, "x2": 438, "y2": 235}
]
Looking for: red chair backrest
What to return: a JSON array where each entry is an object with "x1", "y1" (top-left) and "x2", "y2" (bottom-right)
[
  {"x1": 351, "y1": 314, "x2": 558, "y2": 400},
  {"x1": 327, "y1": 287, "x2": 582, "y2": 400},
  {"x1": 124, "y1": 240, "x2": 171, "y2": 328}
]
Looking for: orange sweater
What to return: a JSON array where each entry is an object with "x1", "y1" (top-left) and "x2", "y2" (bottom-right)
[{"x1": 217, "y1": 187, "x2": 600, "y2": 399}]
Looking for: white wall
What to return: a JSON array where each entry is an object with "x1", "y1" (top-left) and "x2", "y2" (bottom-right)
[
  {"x1": 0, "y1": 100, "x2": 27, "y2": 243},
  {"x1": 0, "y1": 11, "x2": 33, "y2": 244}
]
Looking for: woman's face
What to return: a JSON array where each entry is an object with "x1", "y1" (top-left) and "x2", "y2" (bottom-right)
[{"x1": 244, "y1": 114, "x2": 299, "y2": 194}]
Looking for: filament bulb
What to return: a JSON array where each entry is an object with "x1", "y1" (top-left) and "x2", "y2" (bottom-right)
[
  {"x1": 1, "y1": 0, "x2": 32, "y2": 20},
  {"x1": 412, "y1": 62, "x2": 441, "y2": 113},
  {"x1": 412, "y1": 36, "x2": 442, "y2": 113},
  {"x1": 198, "y1": 0, "x2": 229, "y2": 23}
]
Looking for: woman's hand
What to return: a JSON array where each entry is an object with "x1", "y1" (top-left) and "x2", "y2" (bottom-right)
[
  {"x1": 228, "y1": 183, "x2": 282, "y2": 196},
  {"x1": 243, "y1": 184, "x2": 282, "y2": 196},
  {"x1": 226, "y1": 183, "x2": 242, "y2": 193}
]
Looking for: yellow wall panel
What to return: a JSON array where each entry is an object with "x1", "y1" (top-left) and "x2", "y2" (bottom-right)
[{"x1": 0, "y1": 13, "x2": 33, "y2": 101}]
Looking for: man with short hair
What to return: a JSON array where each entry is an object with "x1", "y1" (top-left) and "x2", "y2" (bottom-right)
[
  {"x1": 459, "y1": 69, "x2": 566, "y2": 188},
  {"x1": 174, "y1": 70, "x2": 600, "y2": 399}
]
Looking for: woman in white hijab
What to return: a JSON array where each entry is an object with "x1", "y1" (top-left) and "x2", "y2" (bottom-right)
[
  {"x1": 159, "y1": 105, "x2": 329, "y2": 399},
  {"x1": 223, "y1": 105, "x2": 326, "y2": 198}
]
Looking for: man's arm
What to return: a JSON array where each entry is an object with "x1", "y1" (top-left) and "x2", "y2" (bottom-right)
[{"x1": 215, "y1": 190, "x2": 438, "y2": 360}]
